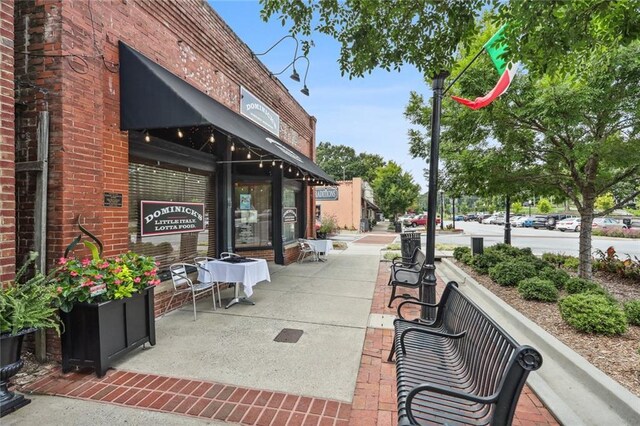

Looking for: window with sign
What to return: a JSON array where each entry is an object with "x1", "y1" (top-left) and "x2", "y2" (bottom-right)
[
  {"x1": 283, "y1": 181, "x2": 302, "y2": 243},
  {"x1": 128, "y1": 162, "x2": 214, "y2": 269},
  {"x1": 234, "y1": 181, "x2": 272, "y2": 248}
]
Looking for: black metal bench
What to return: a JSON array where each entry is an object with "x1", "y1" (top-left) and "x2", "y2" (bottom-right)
[
  {"x1": 389, "y1": 282, "x2": 543, "y2": 425},
  {"x1": 388, "y1": 249, "x2": 428, "y2": 307}
]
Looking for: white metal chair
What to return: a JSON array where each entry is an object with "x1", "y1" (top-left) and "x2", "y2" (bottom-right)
[
  {"x1": 194, "y1": 257, "x2": 222, "y2": 309},
  {"x1": 165, "y1": 263, "x2": 216, "y2": 321},
  {"x1": 220, "y1": 252, "x2": 240, "y2": 259},
  {"x1": 297, "y1": 239, "x2": 317, "y2": 263}
]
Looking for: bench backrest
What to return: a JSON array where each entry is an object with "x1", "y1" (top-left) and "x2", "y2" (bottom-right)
[{"x1": 434, "y1": 282, "x2": 543, "y2": 424}]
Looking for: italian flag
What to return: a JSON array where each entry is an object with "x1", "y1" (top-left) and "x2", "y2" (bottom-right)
[{"x1": 451, "y1": 25, "x2": 517, "y2": 110}]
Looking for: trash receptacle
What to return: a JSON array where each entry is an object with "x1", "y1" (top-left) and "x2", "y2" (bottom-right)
[
  {"x1": 401, "y1": 232, "x2": 421, "y2": 260},
  {"x1": 395, "y1": 221, "x2": 403, "y2": 233},
  {"x1": 471, "y1": 237, "x2": 484, "y2": 255}
]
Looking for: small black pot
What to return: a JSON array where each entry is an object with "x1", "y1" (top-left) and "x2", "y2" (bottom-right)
[
  {"x1": 316, "y1": 231, "x2": 327, "y2": 240},
  {"x1": 0, "y1": 328, "x2": 36, "y2": 417}
]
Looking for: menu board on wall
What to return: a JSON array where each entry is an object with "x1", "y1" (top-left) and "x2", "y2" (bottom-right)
[{"x1": 141, "y1": 201, "x2": 205, "y2": 237}]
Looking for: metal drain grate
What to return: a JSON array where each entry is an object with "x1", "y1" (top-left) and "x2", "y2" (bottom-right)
[{"x1": 273, "y1": 328, "x2": 304, "y2": 343}]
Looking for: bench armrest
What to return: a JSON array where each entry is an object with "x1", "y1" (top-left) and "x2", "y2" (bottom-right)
[
  {"x1": 399, "y1": 327, "x2": 466, "y2": 355},
  {"x1": 405, "y1": 383, "x2": 498, "y2": 423},
  {"x1": 397, "y1": 297, "x2": 437, "y2": 320}
]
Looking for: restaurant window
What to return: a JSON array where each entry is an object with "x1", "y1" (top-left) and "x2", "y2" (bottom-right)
[
  {"x1": 128, "y1": 162, "x2": 214, "y2": 270},
  {"x1": 283, "y1": 181, "x2": 302, "y2": 243},
  {"x1": 234, "y1": 181, "x2": 272, "y2": 248}
]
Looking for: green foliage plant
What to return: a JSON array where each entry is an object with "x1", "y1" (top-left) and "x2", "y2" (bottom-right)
[
  {"x1": 453, "y1": 246, "x2": 471, "y2": 261},
  {"x1": 537, "y1": 267, "x2": 570, "y2": 290},
  {"x1": 559, "y1": 294, "x2": 627, "y2": 335},
  {"x1": 563, "y1": 257, "x2": 580, "y2": 271},
  {"x1": 461, "y1": 252, "x2": 474, "y2": 265},
  {"x1": 0, "y1": 252, "x2": 60, "y2": 336},
  {"x1": 624, "y1": 300, "x2": 640, "y2": 326},
  {"x1": 594, "y1": 193, "x2": 615, "y2": 212},
  {"x1": 53, "y1": 249, "x2": 160, "y2": 313},
  {"x1": 542, "y1": 252, "x2": 571, "y2": 267},
  {"x1": 383, "y1": 251, "x2": 402, "y2": 261},
  {"x1": 471, "y1": 250, "x2": 507, "y2": 274},
  {"x1": 536, "y1": 198, "x2": 552, "y2": 214},
  {"x1": 318, "y1": 214, "x2": 339, "y2": 234},
  {"x1": 371, "y1": 161, "x2": 421, "y2": 219},
  {"x1": 517, "y1": 278, "x2": 558, "y2": 302},
  {"x1": 565, "y1": 277, "x2": 603, "y2": 295},
  {"x1": 489, "y1": 260, "x2": 537, "y2": 287}
]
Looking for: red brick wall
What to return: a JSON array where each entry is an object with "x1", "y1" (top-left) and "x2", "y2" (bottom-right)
[
  {"x1": 14, "y1": 0, "x2": 316, "y2": 266},
  {"x1": 0, "y1": 0, "x2": 15, "y2": 284}
]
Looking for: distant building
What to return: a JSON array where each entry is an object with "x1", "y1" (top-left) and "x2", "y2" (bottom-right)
[{"x1": 315, "y1": 178, "x2": 380, "y2": 232}]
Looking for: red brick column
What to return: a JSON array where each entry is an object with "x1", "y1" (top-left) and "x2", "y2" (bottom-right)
[{"x1": 0, "y1": 0, "x2": 15, "y2": 284}]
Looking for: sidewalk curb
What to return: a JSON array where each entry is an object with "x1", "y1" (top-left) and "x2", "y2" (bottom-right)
[{"x1": 439, "y1": 258, "x2": 640, "y2": 426}]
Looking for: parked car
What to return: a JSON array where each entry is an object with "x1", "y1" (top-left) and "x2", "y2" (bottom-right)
[
  {"x1": 592, "y1": 218, "x2": 628, "y2": 231},
  {"x1": 476, "y1": 214, "x2": 492, "y2": 223},
  {"x1": 545, "y1": 214, "x2": 573, "y2": 230},
  {"x1": 531, "y1": 215, "x2": 550, "y2": 229},
  {"x1": 509, "y1": 215, "x2": 522, "y2": 226},
  {"x1": 557, "y1": 217, "x2": 581, "y2": 232},
  {"x1": 482, "y1": 215, "x2": 497, "y2": 224},
  {"x1": 409, "y1": 214, "x2": 440, "y2": 227},
  {"x1": 454, "y1": 215, "x2": 465, "y2": 221},
  {"x1": 493, "y1": 215, "x2": 506, "y2": 225},
  {"x1": 464, "y1": 214, "x2": 478, "y2": 221},
  {"x1": 514, "y1": 216, "x2": 534, "y2": 227},
  {"x1": 622, "y1": 218, "x2": 640, "y2": 229}
]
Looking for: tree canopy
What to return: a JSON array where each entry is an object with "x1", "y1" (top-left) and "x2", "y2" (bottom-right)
[
  {"x1": 316, "y1": 141, "x2": 386, "y2": 182},
  {"x1": 371, "y1": 161, "x2": 421, "y2": 219},
  {"x1": 260, "y1": 0, "x2": 640, "y2": 78},
  {"x1": 407, "y1": 24, "x2": 640, "y2": 278}
]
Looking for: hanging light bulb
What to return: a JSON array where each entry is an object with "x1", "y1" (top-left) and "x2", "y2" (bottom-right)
[
  {"x1": 144, "y1": 132, "x2": 151, "y2": 143},
  {"x1": 279, "y1": 162, "x2": 283, "y2": 169},
  {"x1": 259, "y1": 161, "x2": 263, "y2": 168},
  {"x1": 272, "y1": 159, "x2": 276, "y2": 166},
  {"x1": 177, "y1": 128, "x2": 183, "y2": 138},
  {"x1": 296, "y1": 171, "x2": 300, "y2": 177},
  {"x1": 247, "y1": 152, "x2": 252, "y2": 159},
  {"x1": 288, "y1": 166, "x2": 292, "y2": 172},
  {"x1": 209, "y1": 134, "x2": 215, "y2": 143},
  {"x1": 231, "y1": 142, "x2": 235, "y2": 151}
]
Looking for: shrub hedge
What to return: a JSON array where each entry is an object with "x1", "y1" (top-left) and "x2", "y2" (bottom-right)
[
  {"x1": 559, "y1": 294, "x2": 628, "y2": 335},
  {"x1": 538, "y1": 267, "x2": 570, "y2": 290},
  {"x1": 453, "y1": 246, "x2": 471, "y2": 261},
  {"x1": 489, "y1": 261, "x2": 538, "y2": 287},
  {"x1": 472, "y1": 250, "x2": 508, "y2": 274},
  {"x1": 565, "y1": 277, "x2": 602, "y2": 294},
  {"x1": 623, "y1": 300, "x2": 640, "y2": 326},
  {"x1": 517, "y1": 278, "x2": 559, "y2": 302}
]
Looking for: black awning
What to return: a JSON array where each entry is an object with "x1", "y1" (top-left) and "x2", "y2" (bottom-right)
[{"x1": 118, "y1": 42, "x2": 334, "y2": 183}]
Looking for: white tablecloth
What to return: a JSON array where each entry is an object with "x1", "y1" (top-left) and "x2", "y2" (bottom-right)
[
  {"x1": 305, "y1": 239, "x2": 333, "y2": 255},
  {"x1": 198, "y1": 259, "x2": 270, "y2": 298}
]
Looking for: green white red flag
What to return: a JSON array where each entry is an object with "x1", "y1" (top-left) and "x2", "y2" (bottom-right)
[{"x1": 451, "y1": 24, "x2": 516, "y2": 110}]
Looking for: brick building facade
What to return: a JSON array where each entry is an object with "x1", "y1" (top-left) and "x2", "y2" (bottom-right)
[
  {"x1": 5, "y1": 0, "x2": 332, "y2": 357},
  {"x1": 0, "y1": 0, "x2": 15, "y2": 284}
]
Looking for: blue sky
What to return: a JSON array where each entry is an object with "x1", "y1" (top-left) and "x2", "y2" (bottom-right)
[{"x1": 211, "y1": 0, "x2": 432, "y2": 190}]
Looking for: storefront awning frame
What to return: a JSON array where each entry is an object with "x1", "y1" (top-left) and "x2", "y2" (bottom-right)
[{"x1": 118, "y1": 42, "x2": 335, "y2": 184}]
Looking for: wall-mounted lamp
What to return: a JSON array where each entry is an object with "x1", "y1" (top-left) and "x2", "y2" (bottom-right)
[{"x1": 274, "y1": 55, "x2": 310, "y2": 96}]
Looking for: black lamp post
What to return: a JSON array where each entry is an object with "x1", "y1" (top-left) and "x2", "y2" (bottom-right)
[{"x1": 422, "y1": 71, "x2": 449, "y2": 320}]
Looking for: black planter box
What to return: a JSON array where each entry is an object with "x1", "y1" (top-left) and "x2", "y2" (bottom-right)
[{"x1": 61, "y1": 287, "x2": 156, "y2": 377}]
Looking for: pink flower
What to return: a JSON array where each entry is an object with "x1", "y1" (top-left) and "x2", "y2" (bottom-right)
[
  {"x1": 114, "y1": 267, "x2": 122, "y2": 274},
  {"x1": 114, "y1": 279, "x2": 122, "y2": 286},
  {"x1": 144, "y1": 271, "x2": 151, "y2": 276},
  {"x1": 100, "y1": 261, "x2": 109, "y2": 269},
  {"x1": 134, "y1": 277, "x2": 141, "y2": 283},
  {"x1": 150, "y1": 279, "x2": 160, "y2": 286},
  {"x1": 82, "y1": 280, "x2": 94, "y2": 287},
  {"x1": 115, "y1": 257, "x2": 122, "y2": 263},
  {"x1": 58, "y1": 257, "x2": 67, "y2": 265},
  {"x1": 81, "y1": 258, "x2": 91, "y2": 267},
  {"x1": 70, "y1": 271, "x2": 78, "y2": 277},
  {"x1": 95, "y1": 274, "x2": 103, "y2": 280},
  {"x1": 57, "y1": 286, "x2": 63, "y2": 293}
]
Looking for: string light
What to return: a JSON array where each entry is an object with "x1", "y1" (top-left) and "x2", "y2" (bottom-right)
[
  {"x1": 231, "y1": 142, "x2": 235, "y2": 151},
  {"x1": 279, "y1": 162, "x2": 283, "y2": 169},
  {"x1": 259, "y1": 161, "x2": 263, "y2": 168},
  {"x1": 177, "y1": 128, "x2": 183, "y2": 138},
  {"x1": 247, "y1": 152, "x2": 252, "y2": 159},
  {"x1": 272, "y1": 159, "x2": 276, "y2": 166},
  {"x1": 288, "y1": 166, "x2": 292, "y2": 172},
  {"x1": 144, "y1": 132, "x2": 151, "y2": 143},
  {"x1": 209, "y1": 134, "x2": 215, "y2": 143},
  {"x1": 296, "y1": 171, "x2": 300, "y2": 177}
]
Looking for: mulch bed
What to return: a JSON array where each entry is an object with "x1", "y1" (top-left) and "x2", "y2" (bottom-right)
[{"x1": 454, "y1": 260, "x2": 640, "y2": 398}]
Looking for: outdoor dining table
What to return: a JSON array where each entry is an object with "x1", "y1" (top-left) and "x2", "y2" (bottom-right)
[
  {"x1": 198, "y1": 258, "x2": 270, "y2": 308},
  {"x1": 304, "y1": 239, "x2": 333, "y2": 262}
]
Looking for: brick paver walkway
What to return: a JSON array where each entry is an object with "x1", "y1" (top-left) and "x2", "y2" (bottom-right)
[
  {"x1": 354, "y1": 235, "x2": 397, "y2": 245},
  {"x1": 348, "y1": 262, "x2": 559, "y2": 425},
  {"x1": 20, "y1": 256, "x2": 559, "y2": 425}
]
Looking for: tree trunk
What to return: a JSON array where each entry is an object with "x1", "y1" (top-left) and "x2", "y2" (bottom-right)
[{"x1": 578, "y1": 207, "x2": 594, "y2": 280}]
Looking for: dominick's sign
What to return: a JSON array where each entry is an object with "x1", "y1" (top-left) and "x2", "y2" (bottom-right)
[{"x1": 141, "y1": 201, "x2": 205, "y2": 237}]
